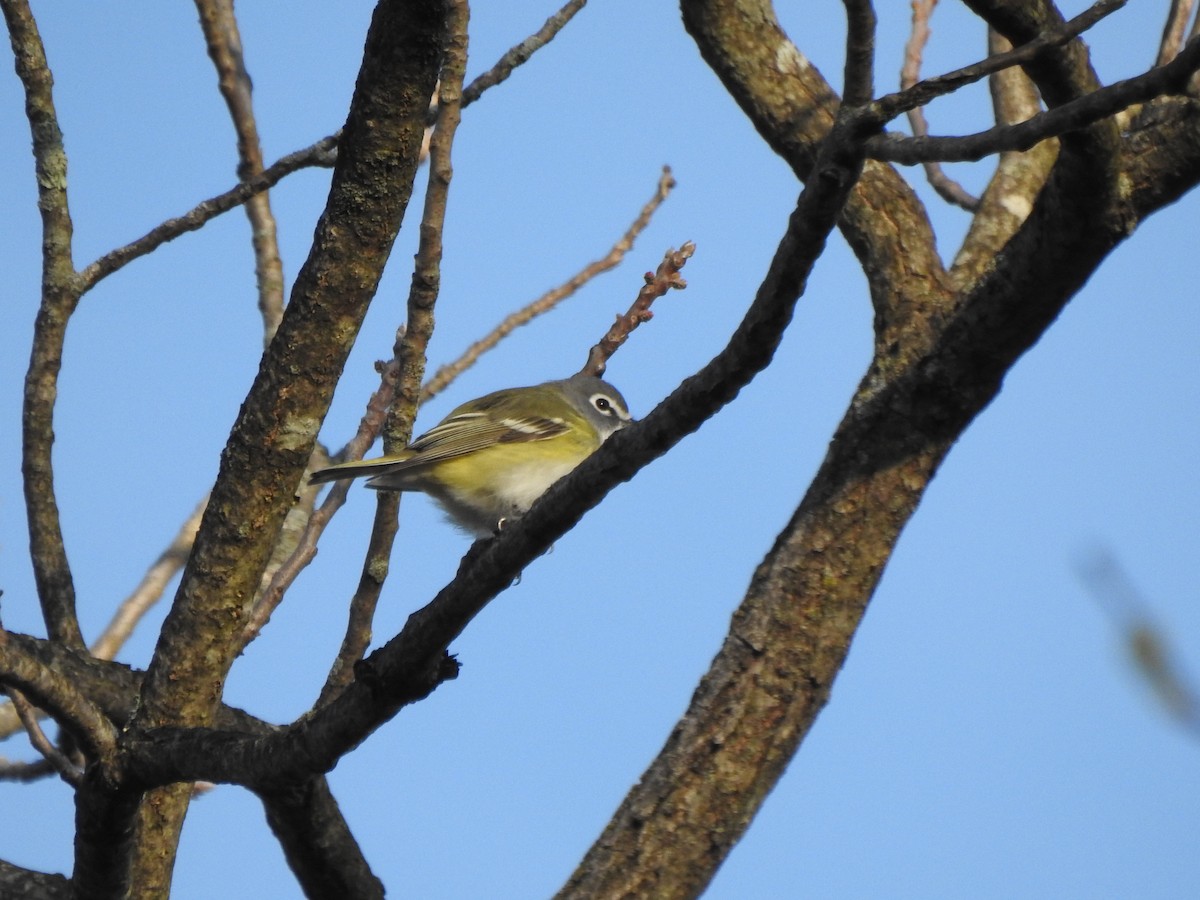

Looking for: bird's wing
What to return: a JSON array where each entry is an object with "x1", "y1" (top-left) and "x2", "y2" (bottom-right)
[
  {"x1": 406, "y1": 411, "x2": 570, "y2": 462},
  {"x1": 308, "y1": 410, "x2": 570, "y2": 485}
]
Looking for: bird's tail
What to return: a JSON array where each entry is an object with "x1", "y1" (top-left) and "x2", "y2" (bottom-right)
[{"x1": 308, "y1": 454, "x2": 412, "y2": 485}]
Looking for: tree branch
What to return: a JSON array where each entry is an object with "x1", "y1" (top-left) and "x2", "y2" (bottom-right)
[
  {"x1": 841, "y1": 0, "x2": 876, "y2": 106},
  {"x1": 580, "y1": 241, "x2": 693, "y2": 378},
  {"x1": 5, "y1": 687, "x2": 82, "y2": 786},
  {"x1": 0, "y1": 860, "x2": 69, "y2": 900},
  {"x1": 116, "y1": 107, "x2": 868, "y2": 799},
  {"x1": 949, "y1": 29, "x2": 1053, "y2": 288},
  {"x1": 68, "y1": 2, "x2": 450, "y2": 895},
  {"x1": 260, "y1": 779, "x2": 385, "y2": 900},
  {"x1": 868, "y1": 37, "x2": 1200, "y2": 163},
  {"x1": 77, "y1": 134, "x2": 338, "y2": 293},
  {"x1": 194, "y1": 0, "x2": 288, "y2": 343},
  {"x1": 680, "y1": 0, "x2": 950, "y2": 354},
  {"x1": 1157, "y1": 0, "x2": 1196, "y2": 67},
  {"x1": 460, "y1": 0, "x2": 588, "y2": 108},
  {"x1": 900, "y1": 0, "x2": 981, "y2": 210},
  {"x1": 0, "y1": 630, "x2": 119, "y2": 771},
  {"x1": 3, "y1": 0, "x2": 85, "y2": 649}
]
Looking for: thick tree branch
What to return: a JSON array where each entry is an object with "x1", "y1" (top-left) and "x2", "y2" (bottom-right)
[
  {"x1": 260, "y1": 779, "x2": 385, "y2": 900},
  {"x1": 680, "y1": 0, "x2": 949, "y2": 356},
  {"x1": 0, "y1": 631, "x2": 119, "y2": 772},
  {"x1": 65, "y1": 2, "x2": 449, "y2": 896},
  {"x1": 0, "y1": 860, "x2": 70, "y2": 900}
]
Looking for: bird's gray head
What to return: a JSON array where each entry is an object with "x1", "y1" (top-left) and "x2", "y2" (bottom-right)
[{"x1": 559, "y1": 373, "x2": 634, "y2": 441}]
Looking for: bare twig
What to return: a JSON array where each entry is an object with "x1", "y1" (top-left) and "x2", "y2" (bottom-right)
[
  {"x1": 580, "y1": 241, "x2": 693, "y2": 378},
  {"x1": 460, "y1": 0, "x2": 588, "y2": 108},
  {"x1": 424, "y1": 166, "x2": 677, "y2": 401},
  {"x1": 3, "y1": 0, "x2": 86, "y2": 649},
  {"x1": 69, "y1": 0, "x2": 584, "y2": 306},
  {"x1": 6, "y1": 688, "x2": 82, "y2": 786},
  {"x1": 195, "y1": 0, "x2": 288, "y2": 343},
  {"x1": 869, "y1": 0, "x2": 1126, "y2": 126},
  {"x1": 78, "y1": 133, "x2": 338, "y2": 292},
  {"x1": 901, "y1": 0, "x2": 980, "y2": 210},
  {"x1": 383, "y1": 2, "x2": 470, "y2": 453},
  {"x1": 1157, "y1": 0, "x2": 1197, "y2": 67}
]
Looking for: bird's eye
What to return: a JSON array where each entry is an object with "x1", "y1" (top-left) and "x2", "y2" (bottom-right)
[{"x1": 593, "y1": 396, "x2": 612, "y2": 413}]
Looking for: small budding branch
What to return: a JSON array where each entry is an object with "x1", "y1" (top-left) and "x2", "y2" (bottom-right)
[{"x1": 581, "y1": 241, "x2": 695, "y2": 377}]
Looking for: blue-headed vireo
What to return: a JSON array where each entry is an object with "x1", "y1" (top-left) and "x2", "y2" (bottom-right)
[{"x1": 310, "y1": 373, "x2": 633, "y2": 536}]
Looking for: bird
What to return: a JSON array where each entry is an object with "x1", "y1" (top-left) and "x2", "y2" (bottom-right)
[{"x1": 310, "y1": 373, "x2": 633, "y2": 536}]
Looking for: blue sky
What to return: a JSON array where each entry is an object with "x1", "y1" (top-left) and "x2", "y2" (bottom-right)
[{"x1": 2, "y1": 2, "x2": 1198, "y2": 897}]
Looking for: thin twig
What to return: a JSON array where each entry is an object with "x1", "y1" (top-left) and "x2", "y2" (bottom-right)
[
  {"x1": 6, "y1": 688, "x2": 82, "y2": 786},
  {"x1": 424, "y1": 166, "x2": 677, "y2": 401},
  {"x1": 77, "y1": 133, "x2": 338, "y2": 292},
  {"x1": 868, "y1": 0, "x2": 1126, "y2": 125},
  {"x1": 383, "y1": 2, "x2": 470, "y2": 453},
  {"x1": 581, "y1": 241, "x2": 694, "y2": 378},
  {"x1": 195, "y1": 0, "x2": 288, "y2": 343},
  {"x1": 460, "y1": 0, "x2": 588, "y2": 108},
  {"x1": 901, "y1": 0, "x2": 980, "y2": 210}
]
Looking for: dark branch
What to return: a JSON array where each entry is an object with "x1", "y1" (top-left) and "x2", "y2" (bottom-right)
[{"x1": 868, "y1": 37, "x2": 1200, "y2": 163}]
